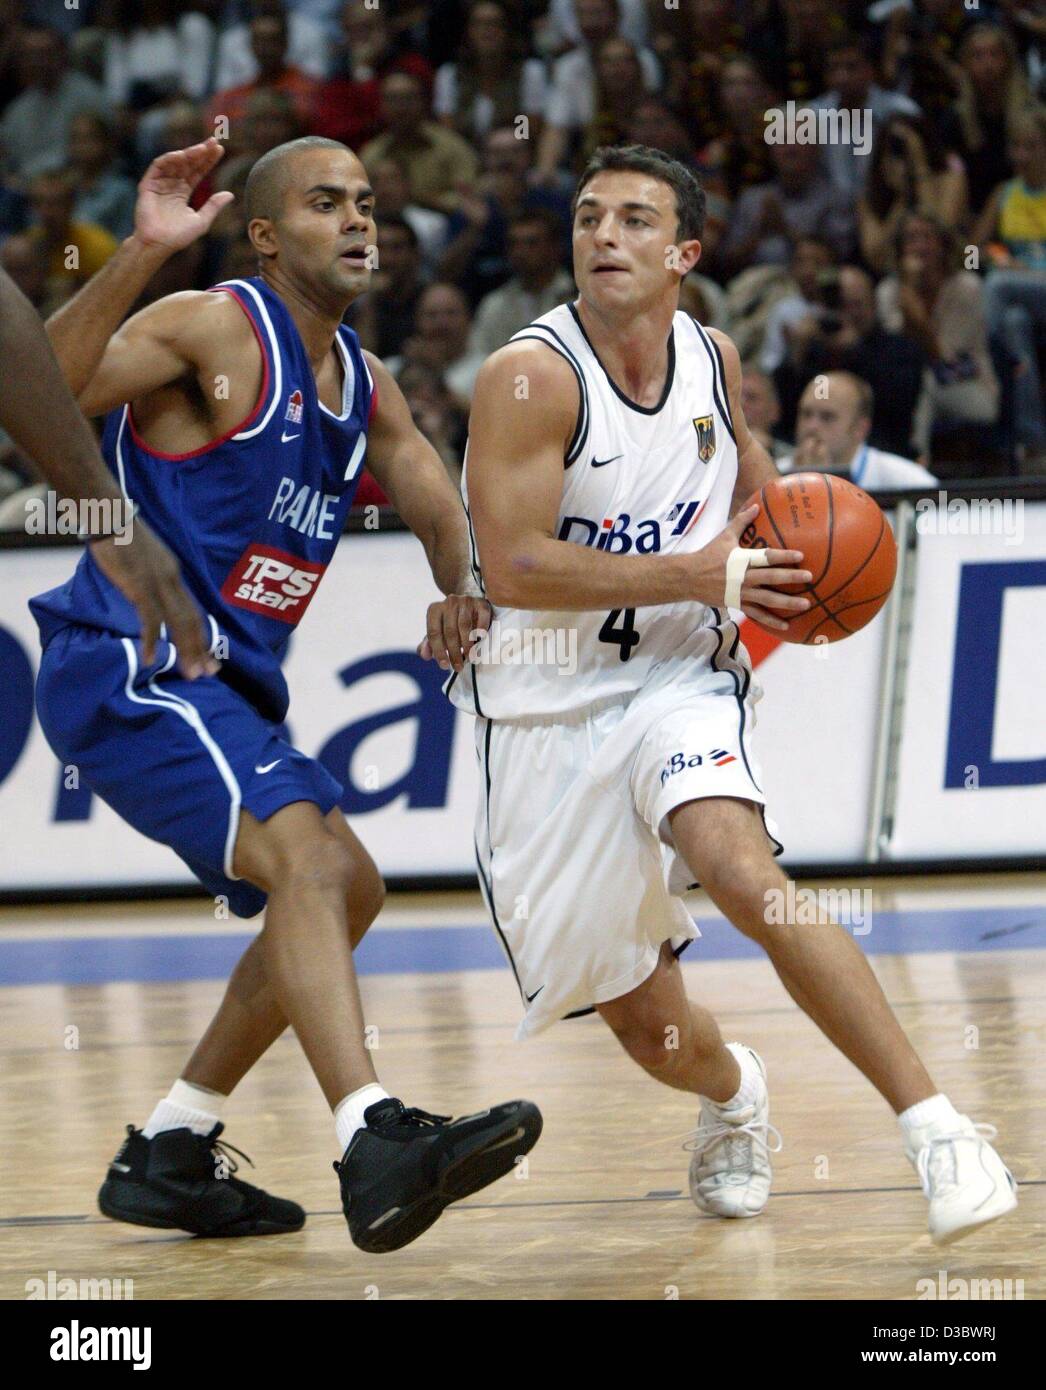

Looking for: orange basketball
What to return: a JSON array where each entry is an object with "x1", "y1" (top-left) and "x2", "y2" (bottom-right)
[{"x1": 739, "y1": 472, "x2": 897, "y2": 644}]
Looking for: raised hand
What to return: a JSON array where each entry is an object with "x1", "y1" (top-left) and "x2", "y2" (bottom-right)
[{"x1": 134, "y1": 138, "x2": 235, "y2": 253}]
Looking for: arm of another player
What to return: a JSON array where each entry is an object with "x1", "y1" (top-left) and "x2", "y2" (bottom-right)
[
  {"x1": 466, "y1": 341, "x2": 810, "y2": 626},
  {"x1": 0, "y1": 269, "x2": 215, "y2": 677},
  {"x1": 362, "y1": 351, "x2": 491, "y2": 672},
  {"x1": 706, "y1": 327, "x2": 781, "y2": 516}
]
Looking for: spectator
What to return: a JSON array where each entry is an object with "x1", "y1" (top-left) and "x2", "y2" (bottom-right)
[
  {"x1": 207, "y1": 11, "x2": 319, "y2": 139},
  {"x1": 26, "y1": 168, "x2": 119, "y2": 310},
  {"x1": 626, "y1": 96, "x2": 696, "y2": 169},
  {"x1": 386, "y1": 281, "x2": 487, "y2": 412},
  {"x1": 469, "y1": 209, "x2": 575, "y2": 356},
  {"x1": 758, "y1": 235, "x2": 836, "y2": 376},
  {"x1": 368, "y1": 157, "x2": 449, "y2": 274},
  {"x1": 751, "y1": 0, "x2": 850, "y2": 105},
  {"x1": 534, "y1": 0, "x2": 661, "y2": 183},
  {"x1": 545, "y1": 0, "x2": 649, "y2": 53},
  {"x1": 214, "y1": 0, "x2": 331, "y2": 90},
  {"x1": 67, "y1": 110, "x2": 137, "y2": 240},
  {"x1": 0, "y1": 26, "x2": 111, "y2": 182},
  {"x1": 941, "y1": 21, "x2": 1034, "y2": 214},
  {"x1": 397, "y1": 361, "x2": 466, "y2": 483},
  {"x1": 697, "y1": 56, "x2": 778, "y2": 204},
  {"x1": 977, "y1": 107, "x2": 1046, "y2": 467},
  {"x1": 653, "y1": 0, "x2": 749, "y2": 154},
  {"x1": 719, "y1": 131, "x2": 856, "y2": 277},
  {"x1": 313, "y1": 1, "x2": 433, "y2": 152},
  {"x1": 100, "y1": 0, "x2": 215, "y2": 110},
  {"x1": 774, "y1": 264, "x2": 926, "y2": 458},
  {"x1": 877, "y1": 212, "x2": 1000, "y2": 463},
  {"x1": 361, "y1": 71, "x2": 479, "y2": 214},
  {"x1": 811, "y1": 32, "x2": 921, "y2": 198},
  {"x1": 857, "y1": 114, "x2": 969, "y2": 276},
  {"x1": 0, "y1": 233, "x2": 48, "y2": 501},
  {"x1": 348, "y1": 214, "x2": 428, "y2": 361},
  {"x1": 740, "y1": 368, "x2": 789, "y2": 460},
  {"x1": 438, "y1": 124, "x2": 572, "y2": 305},
  {"x1": 434, "y1": 1, "x2": 547, "y2": 144},
  {"x1": 780, "y1": 371, "x2": 937, "y2": 489},
  {"x1": 579, "y1": 37, "x2": 647, "y2": 164}
]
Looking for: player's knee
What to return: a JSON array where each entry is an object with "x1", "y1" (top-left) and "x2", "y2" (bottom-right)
[
  {"x1": 603, "y1": 1013, "x2": 678, "y2": 1074},
  {"x1": 347, "y1": 859, "x2": 385, "y2": 932},
  {"x1": 282, "y1": 835, "x2": 359, "y2": 899}
]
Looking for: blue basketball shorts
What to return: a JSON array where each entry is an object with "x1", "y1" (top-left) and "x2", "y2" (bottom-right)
[{"x1": 35, "y1": 624, "x2": 344, "y2": 918}]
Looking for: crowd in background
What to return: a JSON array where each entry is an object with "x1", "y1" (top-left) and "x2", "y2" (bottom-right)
[{"x1": 1, "y1": 0, "x2": 1045, "y2": 521}]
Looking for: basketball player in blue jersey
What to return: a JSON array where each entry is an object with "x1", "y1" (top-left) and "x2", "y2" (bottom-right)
[
  {"x1": 29, "y1": 136, "x2": 540, "y2": 1254},
  {"x1": 450, "y1": 145, "x2": 1016, "y2": 1245}
]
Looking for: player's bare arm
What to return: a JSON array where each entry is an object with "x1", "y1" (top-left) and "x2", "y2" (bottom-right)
[
  {"x1": 364, "y1": 350, "x2": 491, "y2": 673},
  {"x1": 707, "y1": 327, "x2": 781, "y2": 514},
  {"x1": 467, "y1": 341, "x2": 811, "y2": 629},
  {"x1": 0, "y1": 267, "x2": 214, "y2": 677},
  {"x1": 45, "y1": 139, "x2": 234, "y2": 404}
]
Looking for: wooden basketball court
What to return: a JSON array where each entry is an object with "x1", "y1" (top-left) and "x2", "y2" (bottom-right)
[{"x1": 1, "y1": 874, "x2": 1042, "y2": 1301}]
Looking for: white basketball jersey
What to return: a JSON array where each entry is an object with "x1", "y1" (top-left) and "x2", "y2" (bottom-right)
[{"x1": 449, "y1": 301, "x2": 740, "y2": 719}]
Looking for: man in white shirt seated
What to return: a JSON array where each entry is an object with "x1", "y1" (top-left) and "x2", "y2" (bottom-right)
[{"x1": 780, "y1": 371, "x2": 937, "y2": 489}]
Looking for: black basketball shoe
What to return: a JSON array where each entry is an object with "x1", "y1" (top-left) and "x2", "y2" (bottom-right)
[
  {"x1": 335, "y1": 1097, "x2": 542, "y2": 1253},
  {"x1": 98, "y1": 1123, "x2": 305, "y2": 1237}
]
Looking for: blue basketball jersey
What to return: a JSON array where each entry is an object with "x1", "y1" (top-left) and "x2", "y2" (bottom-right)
[{"x1": 30, "y1": 276, "x2": 375, "y2": 721}]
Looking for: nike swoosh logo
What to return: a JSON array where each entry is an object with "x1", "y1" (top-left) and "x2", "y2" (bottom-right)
[
  {"x1": 525, "y1": 986, "x2": 544, "y2": 1003},
  {"x1": 591, "y1": 454, "x2": 622, "y2": 468},
  {"x1": 255, "y1": 760, "x2": 282, "y2": 774},
  {"x1": 281, "y1": 431, "x2": 301, "y2": 443}
]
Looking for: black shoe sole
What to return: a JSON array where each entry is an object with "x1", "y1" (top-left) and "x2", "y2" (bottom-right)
[
  {"x1": 352, "y1": 1103, "x2": 543, "y2": 1254},
  {"x1": 98, "y1": 1184, "x2": 305, "y2": 1238}
]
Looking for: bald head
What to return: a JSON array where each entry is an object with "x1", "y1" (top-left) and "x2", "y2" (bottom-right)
[{"x1": 245, "y1": 136, "x2": 352, "y2": 222}]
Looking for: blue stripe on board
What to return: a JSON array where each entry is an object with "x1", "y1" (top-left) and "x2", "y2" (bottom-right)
[{"x1": 0, "y1": 908, "x2": 1043, "y2": 987}]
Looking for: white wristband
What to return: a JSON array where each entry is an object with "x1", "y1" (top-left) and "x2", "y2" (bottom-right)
[{"x1": 724, "y1": 546, "x2": 770, "y2": 609}]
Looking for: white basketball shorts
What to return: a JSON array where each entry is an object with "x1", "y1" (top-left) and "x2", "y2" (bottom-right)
[{"x1": 473, "y1": 658, "x2": 784, "y2": 1039}]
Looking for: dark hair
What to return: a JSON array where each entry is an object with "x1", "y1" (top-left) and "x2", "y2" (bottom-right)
[
  {"x1": 377, "y1": 213, "x2": 419, "y2": 249},
  {"x1": 825, "y1": 32, "x2": 872, "y2": 64},
  {"x1": 244, "y1": 135, "x2": 349, "y2": 221},
  {"x1": 509, "y1": 208, "x2": 564, "y2": 241},
  {"x1": 865, "y1": 113, "x2": 949, "y2": 220},
  {"x1": 572, "y1": 144, "x2": 706, "y2": 241}
]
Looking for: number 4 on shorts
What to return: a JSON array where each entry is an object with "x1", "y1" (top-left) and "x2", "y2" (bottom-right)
[{"x1": 599, "y1": 608, "x2": 640, "y2": 662}]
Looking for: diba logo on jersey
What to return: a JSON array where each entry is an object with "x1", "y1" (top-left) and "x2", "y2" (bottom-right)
[
  {"x1": 285, "y1": 389, "x2": 304, "y2": 424},
  {"x1": 659, "y1": 747, "x2": 736, "y2": 786},
  {"x1": 558, "y1": 500, "x2": 705, "y2": 552},
  {"x1": 221, "y1": 542, "x2": 325, "y2": 622}
]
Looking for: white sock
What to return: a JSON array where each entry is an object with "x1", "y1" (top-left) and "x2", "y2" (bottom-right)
[
  {"x1": 899, "y1": 1093, "x2": 963, "y2": 1146},
  {"x1": 142, "y1": 1079, "x2": 226, "y2": 1139},
  {"x1": 705, "y1": 1042, "x2": 763, "y2": 1111},
  {"x1": 334, "y1": 1083, "x2": 391, "y2": 1153}
]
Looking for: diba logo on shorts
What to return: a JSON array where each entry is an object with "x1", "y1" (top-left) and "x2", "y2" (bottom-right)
[
  {"x1": 221, "y1": 543, "x2": 325, "y2": 622},
  {"x1": 660, "y1": 747, "x2": 736, "y2": 786},
  {"x1": 558, "y1": 500, "x2": 704, "y2": 553}
]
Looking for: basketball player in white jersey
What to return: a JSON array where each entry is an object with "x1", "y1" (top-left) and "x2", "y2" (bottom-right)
[{"x1": 436, "y1": 145, "x2": 1017, "y2": 1244}]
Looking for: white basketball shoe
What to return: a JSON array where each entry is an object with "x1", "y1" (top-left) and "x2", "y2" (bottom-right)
[
  {"x1": 685, "y1": 1044, "x2": 782, "y2": 1219},
  {"x1": 906, "y1": 1117, "x2": 1018, "y2": 1245}
]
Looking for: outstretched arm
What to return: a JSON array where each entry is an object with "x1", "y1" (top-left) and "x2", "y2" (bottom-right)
[
  {"x1": 363, "y1": 351, "x2": 490, "y2": 671},
  {"x1": 46, "y1": 138, "x2": 233, "y2": 407},
  {"x1": 0, "y1": 268, "x2": 214, "y2": 677}
]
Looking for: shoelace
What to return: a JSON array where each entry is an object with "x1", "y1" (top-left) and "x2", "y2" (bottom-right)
[
  {"x1": 915, "y1": 1123, "x2": 997, "y2": 1199},
  {"x1": 202, "y1": 1132, "x2": 254, "y2": 1177},
  {"x1": 683, "y1": 1117, "x2": 784, "y2": 1169},
  {"x1": 388, "y1": 1106, "x2": 452, "y2": 1129}
]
